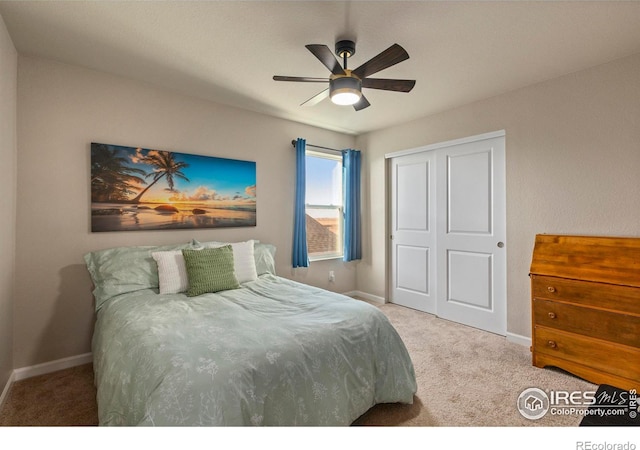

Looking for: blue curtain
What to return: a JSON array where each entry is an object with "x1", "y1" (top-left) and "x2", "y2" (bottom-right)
[
  {"x1": 292, "y1": 138, "x2": 309, "y2": 268},
  {"x1": 342, "y1": 149, "x2": 362, "y2": 261}
]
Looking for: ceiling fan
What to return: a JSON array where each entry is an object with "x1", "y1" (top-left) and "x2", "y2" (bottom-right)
[{"x1": 273, "y1": 40, "x2": 416, "y2": 111}]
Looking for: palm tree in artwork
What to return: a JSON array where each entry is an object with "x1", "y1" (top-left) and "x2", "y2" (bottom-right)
[
  {"x1": 91, "y1": 144, "x2": 147, "y2": 203},
  {"x1": 128, "y1": 151, "x2": 190, "y2": 204}
]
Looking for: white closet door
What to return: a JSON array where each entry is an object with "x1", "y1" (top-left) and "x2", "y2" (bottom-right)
[
  {"x1": 388, "y1": 131, "x2": 506, "y2": 336},
  {"x1": 435, "y1": 135, "x2": 506, "y2": 335},
  {"x1": 389, "y1": 151, "x2": 436, "y2": 313}
]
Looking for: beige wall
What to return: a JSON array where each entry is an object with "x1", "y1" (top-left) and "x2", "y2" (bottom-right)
[
  {"x1": 15, "y1": 56, "x2": 356, "y2": 368},
  {"x1": 0, "y1": 14, "x2": 17, "y2": 389},
  {"x1": 356, "y1": 52, "x2": 640, "y2": 338}
]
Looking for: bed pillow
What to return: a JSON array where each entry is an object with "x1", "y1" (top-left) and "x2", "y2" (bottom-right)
[
  {"x1": 254, "y1": 243, "x2": 277, "y2": 276},
  {"x1": 84, "y1": 242, "x2": 191, "y2": 311},
  {"x1": 214, "y1": 240, "x2": 258, "y2": 283},
  {"x1": 192, "y1": 239, "x2": 259, "y2": 283},
  {"x1": 151, "y1": 250, "x2": 189, "y2": 294},
  {"x1": 192, "y1": 239, "x2": 276, "y2": 276},
  {"x1": 182, "y1": 246, "x2": 240, "y2": 296}
]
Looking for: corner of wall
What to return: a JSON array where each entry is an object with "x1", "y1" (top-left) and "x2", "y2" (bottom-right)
[
  {"x1": 0, "y1": 10, "x2": 18, "y2": 396},
  {"x1": 0, "y1": 370, "x2": 15, "y2": 412}
]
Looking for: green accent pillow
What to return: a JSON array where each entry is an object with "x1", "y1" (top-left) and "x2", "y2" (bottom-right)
[{"x1": 182, "y1": 246, "x2": 240, "y2": 297}]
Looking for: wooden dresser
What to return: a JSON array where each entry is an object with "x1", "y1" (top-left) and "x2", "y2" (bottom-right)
[{"x1": 530, "y1": 234, "x2": 640, "y2": 390}]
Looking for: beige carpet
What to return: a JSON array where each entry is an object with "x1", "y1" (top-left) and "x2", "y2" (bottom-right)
[
  {"x1": 0, "y1": 301, "x2": 596, "y2": 426},
  {"x1": 0, "y1": 363, "x2": 97, "y2": 426},
  {"x1": 354, "y1": 302, "x2": 596, "y2": 426}
]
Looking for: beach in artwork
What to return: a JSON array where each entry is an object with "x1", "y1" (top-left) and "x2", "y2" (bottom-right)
[{"x1": 91, "y1": 143, "x2": 256, "y2": 232}]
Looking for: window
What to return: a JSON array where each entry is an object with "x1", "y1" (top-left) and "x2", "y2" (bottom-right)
[{"x1": 305, "y1": 150, "x2": 343, "y2": 260}]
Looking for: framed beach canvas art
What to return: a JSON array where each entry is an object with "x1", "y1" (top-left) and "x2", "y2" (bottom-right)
[{"x1": 90, "y1": 143, "x2": 256, "y2": 232}]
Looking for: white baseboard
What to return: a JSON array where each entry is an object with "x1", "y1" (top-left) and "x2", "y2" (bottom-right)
[
  {"x1": 343, "y1": 290, "x2": 386, "y2": 305},
  {"x1": 0, "y1": 370, "x2": 15, "y2": 411},
  {"x1": 13, "y1": 352, "x2": 93, "y2": 382},
  {"x1": 342, "y1": 292, "x2": 533, "y2": 347},
  {"x1": 507, "y1": 332, "x2": 531, "y2": 347}
]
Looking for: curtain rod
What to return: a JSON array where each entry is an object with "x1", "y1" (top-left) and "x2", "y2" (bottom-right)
[{"x1": 291, "y1": 140, "x2": 342, "y2": 154}]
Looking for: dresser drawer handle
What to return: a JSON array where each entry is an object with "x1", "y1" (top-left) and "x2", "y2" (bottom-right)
[
  {"x1": 547, "y1": 286, "x2": 556, "y2": 293},
  {"x1": 547, "y1": 340, "x2": 557, "y2": 349},
  {"x1": 548, "y1": 312, "x2": 557, "y2": 319}
]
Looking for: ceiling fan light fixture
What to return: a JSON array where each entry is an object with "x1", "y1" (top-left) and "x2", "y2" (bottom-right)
[{"x1": 330, "y1": 77, "x2": 362, "y2": 106}]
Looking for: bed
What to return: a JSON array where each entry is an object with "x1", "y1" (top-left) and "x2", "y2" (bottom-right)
[{"x1": 84, "y1": 240, "x2": 417, "y2": 426}]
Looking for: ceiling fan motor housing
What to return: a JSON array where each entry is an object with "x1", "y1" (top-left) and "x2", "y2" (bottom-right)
[{"x1": 335, "y1": 40, "x2": 356, "y2": 58}]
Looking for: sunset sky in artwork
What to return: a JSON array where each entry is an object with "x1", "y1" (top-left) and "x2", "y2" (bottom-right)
[{"x1": 122, "y1": 146, "x2": 256, "y2": 206}]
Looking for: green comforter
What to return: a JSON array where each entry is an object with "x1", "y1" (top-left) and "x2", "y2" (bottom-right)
[{"x1": 92, "y1": 274, "x2": 417, "y2": 426}]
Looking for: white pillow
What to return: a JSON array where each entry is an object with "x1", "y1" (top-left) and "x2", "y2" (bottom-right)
[
  {"x1": 152, "y1": 250, "x2": 189, "y2": 294},
  {"x1": 204, "y1": 240, "x2": 258, "y2": 284}
]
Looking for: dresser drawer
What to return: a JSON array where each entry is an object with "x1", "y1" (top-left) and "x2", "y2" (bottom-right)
[
  {"x1": 534, "y1": 298, "x2": 640, "y2": 347},
  {"x1": 534, "y1": 326, "x2": 640, "y2": 382},
  {"x1": 531, "y1": 275, "x2": 640, "y2": 315}
]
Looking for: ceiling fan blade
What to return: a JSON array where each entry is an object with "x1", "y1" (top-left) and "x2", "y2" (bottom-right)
[
  {"x1": 352, "y1": 44, "x2": 409, "y2": 79},
  {"x1": 301, "y1": 88, "x2": 330, "y2": 107},
  {"x1": 353, "y1": 95, "x2": 370, "y2": 111},
  {"x1": 273, "y1": 76, "x2": 329, "y2": 83},
  {"x1": 362, "y1": 78, "x2": 416, "y2": 92},
  {"x1": 306, "y1": 44, "x2": 346, "y2": 76}
]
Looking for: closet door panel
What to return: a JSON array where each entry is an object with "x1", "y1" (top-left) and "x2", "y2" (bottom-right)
[{"x1": 390, "y1": 152, "x2": 436, "y2": 313}]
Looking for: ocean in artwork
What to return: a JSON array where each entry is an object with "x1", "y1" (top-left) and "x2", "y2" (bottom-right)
[{"x1": 91, "y1": 143, "x2": 256, "y2": 232}]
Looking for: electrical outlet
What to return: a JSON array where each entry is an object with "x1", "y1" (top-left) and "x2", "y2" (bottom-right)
[{"x1": 329, "y1": 270, "x2": 335, "y2": 282}]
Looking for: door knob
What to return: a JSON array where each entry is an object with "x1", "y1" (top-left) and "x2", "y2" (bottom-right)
[{"x1": 497, "y1": 242, "x2": 504, "y2": 248}]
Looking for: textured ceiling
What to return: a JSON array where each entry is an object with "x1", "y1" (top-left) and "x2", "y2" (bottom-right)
[{"x1": 2, "y1": 1, "x2": 640, "y2": 135}]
